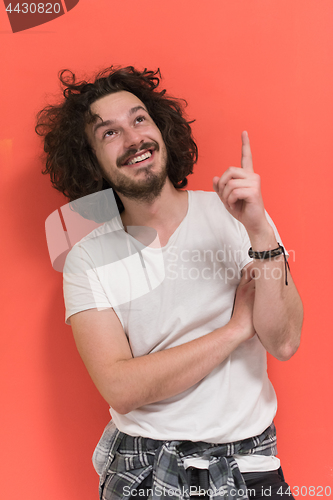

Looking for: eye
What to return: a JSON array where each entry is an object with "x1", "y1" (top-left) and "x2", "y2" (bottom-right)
[
  {"x1": 103, "y1": 129, "x2": 116, "y2": 138},
  {"x1": 135, "y1": 115, "x2": 146, "y2": 124}
]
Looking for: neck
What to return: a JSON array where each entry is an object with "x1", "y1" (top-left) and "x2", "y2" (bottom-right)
[{"x1": 119, "y1": 179, "x2": 188, "y2": 230}]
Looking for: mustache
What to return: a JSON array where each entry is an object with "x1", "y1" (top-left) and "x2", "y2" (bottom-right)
[{"x1": 117, "y1": 141, "x2": 159, "y2": 167}]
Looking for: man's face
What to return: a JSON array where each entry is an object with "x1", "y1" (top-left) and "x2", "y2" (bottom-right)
[{"x1": 86, "y1": 91, "x2": 168, "y2": 203}]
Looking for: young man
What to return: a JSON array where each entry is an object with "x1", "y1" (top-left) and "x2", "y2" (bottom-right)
[{"x1": 37, "y1": 66, "x2": 303, "y2": 499}]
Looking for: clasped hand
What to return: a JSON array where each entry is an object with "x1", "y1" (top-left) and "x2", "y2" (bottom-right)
[{"x1": 231, "y1": 268, "x2": 256, "y2": 342}]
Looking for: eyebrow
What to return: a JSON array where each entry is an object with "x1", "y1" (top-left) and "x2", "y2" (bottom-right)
[{"x1": 92, "y1": 105, "x2": 148, "y2": 136}]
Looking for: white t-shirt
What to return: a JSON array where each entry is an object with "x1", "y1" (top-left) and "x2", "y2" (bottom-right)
[{"x1": 64, "y1": 190, "x2": 283, "y2": 472}]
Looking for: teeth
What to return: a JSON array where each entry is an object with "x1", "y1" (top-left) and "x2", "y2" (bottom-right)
[{"x1": 127, "y1": 151, "x2": 152, "y2": 165}]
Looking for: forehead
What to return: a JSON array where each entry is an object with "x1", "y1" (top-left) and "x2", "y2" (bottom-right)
[{"x1": 90, "y1": 91, "x2": 147, "y2": 120}]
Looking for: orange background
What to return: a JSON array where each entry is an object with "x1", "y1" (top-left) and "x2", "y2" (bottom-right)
[{"x1": 1, "y1": 1, "x2": 332, "y2": 498}]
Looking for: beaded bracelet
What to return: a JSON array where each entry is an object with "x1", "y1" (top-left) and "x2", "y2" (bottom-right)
[{"x1": 248, "y1": 243, "x2": 290, "y2": 285}]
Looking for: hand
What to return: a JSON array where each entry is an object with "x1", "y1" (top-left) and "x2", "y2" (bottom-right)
[
  {"x1": 230, "y1": 268, "x2": 256, "y2": 343},
  {"x1": 213, "y1": 131, "x2": 268, "y2": 238}
]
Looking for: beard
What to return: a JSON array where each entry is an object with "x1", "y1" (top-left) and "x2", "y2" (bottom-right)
[{"x1": 106, "y1": 142, "x2": 168, "y2": 204}]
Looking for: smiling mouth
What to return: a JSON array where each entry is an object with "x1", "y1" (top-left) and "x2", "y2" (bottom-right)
[
  {"x1": 126, "y1": 150, "x2": 152, "y2": 165},
  {"x1": 123, "y1": 149, "x2": 154, "y2": 166}
]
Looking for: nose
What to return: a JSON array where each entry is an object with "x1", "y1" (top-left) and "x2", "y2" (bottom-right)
[{"x1": 122, "y1": 127, "x2": 144, "y2": 150}]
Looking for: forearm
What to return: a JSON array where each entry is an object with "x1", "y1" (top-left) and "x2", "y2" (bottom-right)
[
  {"x1": 103, "y1": 321, "x2": 245, "y2": 414},
  {"x1": 72, "y1": 272, "x2": 255, "y2": 415},
  {"x1": 248, "y1": 224, "x2": 303, "y2": 361}
]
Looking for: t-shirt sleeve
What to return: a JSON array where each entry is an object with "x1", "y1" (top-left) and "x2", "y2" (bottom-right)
[
  {"x1": 63, "y1": 243, "x2": 112, "y2": 325},
  {"x1": 238, "y1": 211, "x2": 288, "y2": 271}
]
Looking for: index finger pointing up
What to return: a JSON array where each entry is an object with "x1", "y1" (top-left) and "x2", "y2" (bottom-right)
[{"x1": 241, "y1": 131, "x2": 254, "y2": 171}]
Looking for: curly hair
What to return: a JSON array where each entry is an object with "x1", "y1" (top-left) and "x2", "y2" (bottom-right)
[{"x1": 36, "y1": 66, "x2": 198, "y2": 212}]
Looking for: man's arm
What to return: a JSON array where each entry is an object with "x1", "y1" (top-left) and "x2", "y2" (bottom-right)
[
  {"x1": 213, "y1": 131, "x2": 303, "y2": 361},
  {"x1": 243, "y1": 233, "x2": 303, "y2": 361},
  {"x1": 70, "y1": 271, "x2": 255, "y2": 414}
]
